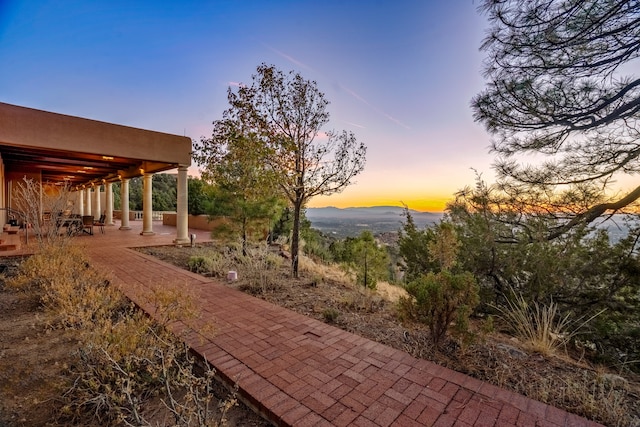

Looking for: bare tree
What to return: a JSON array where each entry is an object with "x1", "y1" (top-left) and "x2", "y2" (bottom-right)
[
  {"x1": 197, "y1": 64, "x2": 366, "y2": 276},
  {"x1": 13, "y1": 177, "x2": 74, "y2": 247},
  {"x1": 473, "y1": 0, "x2": 640, "y2": 235}
]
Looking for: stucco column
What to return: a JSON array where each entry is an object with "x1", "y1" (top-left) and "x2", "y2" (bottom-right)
[
  {"x1": 174, "y1": 165, "x2": 190, "y2": 245},
  {"x1": 94, "y1": 184, "x2": 101, "y2": 219},
  {"x1": 119, "y1": 178, "x2": 131, "y2": 230},
  {"x1": 141, "y1": 172, "x2": 154, "y2": 235},
  {"x1": 77, "y1": 190, "x2": 84, "y2": 215},
  {"x1": 85, "y1": 188, "x2": 92, "y2": 216},
  {"x1": 105, "y1": 182, "x2": 114, "y2": 226}
]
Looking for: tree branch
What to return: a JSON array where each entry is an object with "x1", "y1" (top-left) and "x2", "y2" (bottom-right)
[{"x1": 546, "y1": 184, "x2": 640, "y2": 240}]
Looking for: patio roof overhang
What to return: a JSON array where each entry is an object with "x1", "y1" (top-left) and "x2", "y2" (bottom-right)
[{"x1": 0, "y1": 102, "x2": 192, "y2": 188}]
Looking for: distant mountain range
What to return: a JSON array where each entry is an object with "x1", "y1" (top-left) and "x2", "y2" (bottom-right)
[{"x1": 306, "y1": 206, "x2": 443, "y2": 237}]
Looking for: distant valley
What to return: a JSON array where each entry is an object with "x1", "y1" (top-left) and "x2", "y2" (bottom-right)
[
  {"x1": 305, "y1": 207, "x2": 638, "y2": 243},
  {"x1": 306, "y1": 206, "x2": 443, "y2": 238}
]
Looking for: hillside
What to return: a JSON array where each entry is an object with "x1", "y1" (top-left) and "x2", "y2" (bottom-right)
[{"x1": 306, "y1": 206, "x2": 443, "y2": 237}]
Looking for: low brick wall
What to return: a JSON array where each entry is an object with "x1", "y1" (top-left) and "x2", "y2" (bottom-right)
[{"x1": 162, "y1": 213, "x2": 227, "y2": 231}]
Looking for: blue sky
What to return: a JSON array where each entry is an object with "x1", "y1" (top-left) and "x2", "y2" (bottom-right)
[{"x1": 0, "y1": 1, "x2": 494, "y2": 211}]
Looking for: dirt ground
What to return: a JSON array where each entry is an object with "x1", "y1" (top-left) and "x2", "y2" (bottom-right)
[
  {"x1": 0, "y1": 256, "x2": 269, "y2": 427},
  {"x1": 139, "y1": 243, "x2": 640, "y2": 427},
  {"x1": 0, "y1": 280, "x2": 72, "y2": 426}
]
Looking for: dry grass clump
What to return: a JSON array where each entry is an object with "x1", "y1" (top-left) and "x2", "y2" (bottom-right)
[
  {"x1": 300, "y1": 254, "x2": 406, "y2": 305},
  {"x1": 237, "y1": 245, "x2": 283, "y2": 293},
  {"x1": 494, "y1": 294, "x2": 569, "y2": 355},
  {"x1": 486, "y1": 290, "x2": 635, "y2": 425},
  {"x1": 299, "y1": 254, "x2": 350, "y2": 283},
  {"x1": 376, "y1": 281, "x2": 409, "y2": 303},
  {"x1": 5, "y1": 245, "x2": 127, "y2": 328},
  {"x1": 7, "y1": 243, "x2": 235, "y2": 426},
  {"x1": 493, "y1": 292, "x2": 603, "y2": 356}
]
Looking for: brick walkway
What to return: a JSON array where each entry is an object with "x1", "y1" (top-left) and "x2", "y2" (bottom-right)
[{"x1": 6, "y1": 222, "x2": 604, "y2": 426}]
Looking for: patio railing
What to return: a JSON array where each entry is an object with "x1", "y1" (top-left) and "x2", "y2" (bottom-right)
[{"x1": 113, "y1": 210, "x2": 175, "y2": 221}]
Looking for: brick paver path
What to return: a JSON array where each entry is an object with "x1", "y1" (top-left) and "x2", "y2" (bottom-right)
[{"x1": 15, "y1": 222, "x2": 604, "y2": 426}]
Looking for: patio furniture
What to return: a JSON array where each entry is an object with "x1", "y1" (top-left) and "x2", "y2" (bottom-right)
[
  {"x1": 94, "y1": 214, "x2": 106, "y2": 234},
  {"x1": 58, "y1": 214, "x2": 83, "y2": 235},
  {"x1": 81, "y1": 215, "x2": 94, "y2": 235}
]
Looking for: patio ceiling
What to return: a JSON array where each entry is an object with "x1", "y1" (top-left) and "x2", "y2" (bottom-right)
[{"x1": 0, "y1": 143, "x2": 147, "y2": 187}]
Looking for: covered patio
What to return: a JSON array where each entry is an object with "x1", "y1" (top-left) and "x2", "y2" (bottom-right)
[
  {"x1": 0, "y1": 220, "x2": 212, "y2": 256},
  {"x1": 0, "y1": 102, "x2": 193, "y2": 246}
]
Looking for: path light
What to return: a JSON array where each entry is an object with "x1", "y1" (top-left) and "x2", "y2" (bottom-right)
[{"x1": 190, "y1": 233, "x2": 196, "y2": 247}]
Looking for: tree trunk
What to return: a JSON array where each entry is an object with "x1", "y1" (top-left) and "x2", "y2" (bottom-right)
[
  {"x1": 291, "y1": 199, "x2": 302, "y2": 278},
  {"x1": 364, "y1": 250, "x2": 368, "y2": 289},
  {"x1": 242, "y1": 216, "x2": 247, "y2": 257}
]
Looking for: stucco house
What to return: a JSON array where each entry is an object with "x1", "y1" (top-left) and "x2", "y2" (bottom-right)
[{"x1": 0, "y1": 102, "x2": 192, "y2": 244}]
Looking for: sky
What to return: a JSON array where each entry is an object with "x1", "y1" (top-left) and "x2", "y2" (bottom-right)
[{"x1": 0, "y1": 0, "x2": 495, "y2": 212}]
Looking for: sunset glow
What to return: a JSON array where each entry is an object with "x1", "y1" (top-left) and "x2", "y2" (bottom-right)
[{"x1": 309, "y1": 190, "x2": 456, "y2": 213}]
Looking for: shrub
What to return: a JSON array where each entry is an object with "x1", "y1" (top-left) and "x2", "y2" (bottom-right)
[
  {"x1": 6, "y1": 244, "x2": 127, "y2": 328},
  {"x1": 8, "y1": 243, "x2": 234, "y2": 425},
  {"x1": 403, "y1": 270, "x2": 479, "y2": 346},
  {"x1": 65, "y1": 311, "x2": 227, "y2": 426},
  {"x1": 188, "y1": 256, "x2": 209, "y2": 273},
  {"x1": 62, "y1": 283, "x2": 231, "y2": 426},
  {"x1": 322, "y1": 308, "x2": 340, "y2": 323},
  {"x1": 237, "y1": 245, "x2": 283, "y2": 294},
  {"x1": 187, "y1": 250, "x2": 230, "y2": 278}
]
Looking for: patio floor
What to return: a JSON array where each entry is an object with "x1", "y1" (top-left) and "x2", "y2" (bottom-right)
[{"x1": 3, "y1": 221, "x2": 603, "y2": 426}]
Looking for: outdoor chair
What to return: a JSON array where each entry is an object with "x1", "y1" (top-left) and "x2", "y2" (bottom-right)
[
  {"x1": 81, "y1": 215, "x2": 94, "y2": 235},
  {"x1": 94, "y1": 214, "x2": 106, "y2": 234},
  {"x1": 60, "y1": 214, "x2": 83, "y2": 235}
]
